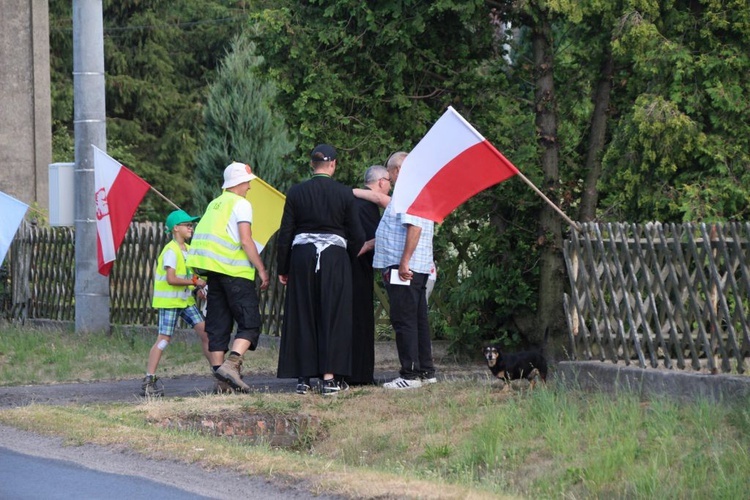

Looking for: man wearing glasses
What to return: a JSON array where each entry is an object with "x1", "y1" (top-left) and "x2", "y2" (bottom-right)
[{"x1": 349, "y1": 165, "x2": 392, "y2": 385}]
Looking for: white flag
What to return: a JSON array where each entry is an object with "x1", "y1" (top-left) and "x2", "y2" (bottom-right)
[{"x1": 0, "y1": 191, "x2": 29, "y2": 265}]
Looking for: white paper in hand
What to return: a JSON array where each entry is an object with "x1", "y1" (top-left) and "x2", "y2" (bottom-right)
[{"x1": 390, "y1": 269, "x2": 411, "y2": 286}]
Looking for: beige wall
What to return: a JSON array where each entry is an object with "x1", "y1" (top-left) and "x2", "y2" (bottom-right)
[{"x1": 0, "y1": 0, "x2": 51, "y2": 210}]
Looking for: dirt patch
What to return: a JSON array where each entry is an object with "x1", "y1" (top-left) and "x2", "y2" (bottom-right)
[{"x1": 150, "y1": 409, "x2": 320, "y2": 448}]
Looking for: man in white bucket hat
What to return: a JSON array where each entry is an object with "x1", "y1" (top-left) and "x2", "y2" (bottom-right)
[{"x1": 187, "y1": 162, "x2": 270, "y2": 392}]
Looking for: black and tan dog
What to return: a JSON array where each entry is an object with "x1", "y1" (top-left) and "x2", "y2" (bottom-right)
[{"x1": 483, "y1": 329, "x2": 549, "y2": 389}]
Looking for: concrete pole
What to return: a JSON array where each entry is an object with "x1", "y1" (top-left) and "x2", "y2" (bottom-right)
[{"x1": 73, "y1": 0, "x2": 109, "y2": 333}]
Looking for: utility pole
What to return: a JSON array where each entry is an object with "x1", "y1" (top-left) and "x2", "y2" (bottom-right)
[{"x1": 73, "y1": 0, "x2": 109, "y2": 333}]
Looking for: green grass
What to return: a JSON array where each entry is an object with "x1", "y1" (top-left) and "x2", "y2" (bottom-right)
[
  {"x1": 1, "y1": 324, "x2": 749, "y2": 499},
  {"x1": 0, "y1": 323, "x2": 278, "y2": 384}
]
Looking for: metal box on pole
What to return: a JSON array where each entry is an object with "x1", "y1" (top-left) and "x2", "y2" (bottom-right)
[{"x1": 49, "y1": 162, "x2": 75, "y2": 226}]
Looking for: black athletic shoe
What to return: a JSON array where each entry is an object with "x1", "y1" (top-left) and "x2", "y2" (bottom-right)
[
  {"x1": 320, "y1": 378, "x2": 349, "y2": 396},
  {"x1": 141, "y1": 375, "x2": 164, "y2": 397},
  {"x1": 296, "y1": 377, "x2": 311, "y2": 395}
]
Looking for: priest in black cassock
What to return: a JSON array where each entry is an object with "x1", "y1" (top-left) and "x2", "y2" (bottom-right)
[
  {"x1": 348, "y1": 165, "x2": 393, "y2": 385},
  {"x1": 276, "y1": 144, "x2": 366, "y2": 396}
]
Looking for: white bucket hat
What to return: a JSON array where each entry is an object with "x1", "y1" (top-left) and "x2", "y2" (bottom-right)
[{"x1": 222, "y1": 162, "x2": 257, "y2": 189}]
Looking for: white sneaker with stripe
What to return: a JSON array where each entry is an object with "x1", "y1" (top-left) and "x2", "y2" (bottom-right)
[{"x1": 383, "y1": 377, "x2": 423, "y2": 390}]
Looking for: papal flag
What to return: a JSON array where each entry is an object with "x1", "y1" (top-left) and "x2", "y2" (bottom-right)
[
  {"x1": 391, "y1": 106, "x2": 520, "y2": 223},
  {"x1": 93, "y1": 145, "x2": 151, "y2": 276},
  {"x1": 246, "y1": 177, "x2": 286, "y2": 253},
  {"x1": 0, "y1": 190, "x2": 29, "y2": 265}
]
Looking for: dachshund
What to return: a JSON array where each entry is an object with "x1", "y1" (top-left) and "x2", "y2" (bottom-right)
[{"x1": 483, "y1": 329, "x2": 548, "y2": 389}]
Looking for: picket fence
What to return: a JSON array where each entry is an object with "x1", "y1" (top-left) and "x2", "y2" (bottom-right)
[{"x1": 564, "y1": 222, "x2": 750, "y2": 374}]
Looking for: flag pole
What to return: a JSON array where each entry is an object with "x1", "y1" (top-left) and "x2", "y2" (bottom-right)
[
  {"x1": 514, "y1": 171, "x2": 581, "y2": 233},
  {"x1": 1, "y1": 194, "x2": 46, "y2": 221},
  {"x1": 149, "y1": 185, "x2": 180, "y2": 210}
]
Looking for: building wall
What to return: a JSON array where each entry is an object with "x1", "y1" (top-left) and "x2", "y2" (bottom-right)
[{"x1": 0, "y1": 0, "x2": 51, "y2": 211}]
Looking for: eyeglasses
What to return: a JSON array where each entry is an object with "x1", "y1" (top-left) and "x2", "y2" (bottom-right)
[
  {"x1": 177, "y1": 223, "x2": 195, "y2": 228},
  {"x1": 380, "y1": 177, "x2": 391, "y2": 182}
]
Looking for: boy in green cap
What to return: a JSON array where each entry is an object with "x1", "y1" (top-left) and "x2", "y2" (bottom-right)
[{"x1": 142, "y1": 209, "x2": 210, "y2": 396}]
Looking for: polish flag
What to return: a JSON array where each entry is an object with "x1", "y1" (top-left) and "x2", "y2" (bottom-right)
[
  {"x1": 93, "y1": 145, "x2": 150, "y2": 276},
  {"x1": 391, "y1": 106, "x2": 519, "y2": 223}
]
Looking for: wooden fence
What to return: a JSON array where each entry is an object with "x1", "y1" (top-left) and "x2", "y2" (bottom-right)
[
  {"x1": 564, "y1": 222, "x2": 750, "y2": 374},
  {"x1": 3, "y1": 222, "x2": 289, "y2": 333},
  {"x1": 2, "y1": 222, "x2": 392, "y2": 336},
  {"x1": 8, "y1": 220, "x2": 748, "y2": 374}
]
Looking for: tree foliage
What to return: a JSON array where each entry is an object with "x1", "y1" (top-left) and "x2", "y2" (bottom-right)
[
  {"x1": 248, "y1": 1, "x2": 555, "y2": 350},
  {"x1": 248, "y1": 0, "x2": 498, "y2": 185},
  {"x1": 594, "y1": 1, "x2": 750, "y2": 221},
  {"x1": 49, "y1": 0, "x2": 247, "y2": 217},
  {"x1": 193, "y1": 34, "x2": 296, "y2": 210},
  {"x1": 47, "y1": 0, "x2": 750, "y2": 349}
]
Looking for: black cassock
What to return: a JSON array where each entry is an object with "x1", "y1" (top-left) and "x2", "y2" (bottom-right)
[
  {"x1": 347, "y1": 191, "x2": 381, "y2": 385},
  {"x1": 276, "y1": 175, "x2": 364, "y2": 380}
]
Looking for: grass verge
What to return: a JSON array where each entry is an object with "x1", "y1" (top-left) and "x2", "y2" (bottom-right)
[{"x1": 0, "y1": 323, "x2": 279, "y2": 384}]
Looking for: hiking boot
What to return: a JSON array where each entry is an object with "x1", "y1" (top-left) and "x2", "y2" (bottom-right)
[
  {"x1": 212, "y1": 364, "x2": 240, "y2": 394},
  {"x1": 383, "y1": 377, "x2": 422, "y2": 390},
  {"x1": 320, "y1": 378, "x2": 349, "y2": 396},
  {"x1": 215, "y1": 353, "x2": 250, "y2": 392},
  {"x1": 296, "y1": 377, "x2": 311, "y2": 395},
  {"x1": 141, "y1": 375, "x2": 164, "y2": 397}
]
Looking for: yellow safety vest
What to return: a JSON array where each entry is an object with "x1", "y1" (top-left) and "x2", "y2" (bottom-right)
[
  {"x1": 186, "y1": 191, "x2": 256, "y2": 280},
  {"x1": 152, "y1": 239, "x2": 196, "y2": 309}
]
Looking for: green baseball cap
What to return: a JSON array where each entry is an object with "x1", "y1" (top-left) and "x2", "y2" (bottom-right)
[{"x1": 165, "y1": 209, "x2": 200, "y2": 233}]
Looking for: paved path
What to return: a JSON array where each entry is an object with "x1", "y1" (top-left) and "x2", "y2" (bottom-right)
[{"x1": 0, "y1": 371, "x2": 408, "y2": 408}]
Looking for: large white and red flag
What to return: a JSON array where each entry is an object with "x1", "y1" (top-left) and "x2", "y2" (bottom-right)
[
  {"x1": 391, "y1": 106, "x2": 519, "y2": 223},
  {"x1": 93, "y1": 145, "x2": 150, "y2": 276}
]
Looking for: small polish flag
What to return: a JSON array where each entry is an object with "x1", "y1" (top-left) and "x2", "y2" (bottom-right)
[
  {"x1": 93, "y1": 145, "x2": 150, "y2": 276},
  {"x1": 391, "y1": 106, "x2": 519, "y2": 223}
]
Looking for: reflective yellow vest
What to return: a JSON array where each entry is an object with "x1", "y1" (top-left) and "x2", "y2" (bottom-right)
[
  {"x1": 152, "y1": 239, "x2": 196, "y2": 309},
  {"x1": 186, "y1": 191, "x2": 256, "y2": 280}
]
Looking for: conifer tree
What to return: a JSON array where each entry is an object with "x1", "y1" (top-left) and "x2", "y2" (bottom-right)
[{"x1": 193, "y1": 34, "x2": 295, "y2": 210}]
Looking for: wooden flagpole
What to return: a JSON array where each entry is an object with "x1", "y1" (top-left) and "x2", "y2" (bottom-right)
[
  {"x1": 514, "y1": 170, "x2": 582, "y2": 233},
  {"x1": 24, "y1": 204, "x2": 47, "y2": 220},
  {"x1": 149, "y1": 185, "x2": 180, "y2": 210}
]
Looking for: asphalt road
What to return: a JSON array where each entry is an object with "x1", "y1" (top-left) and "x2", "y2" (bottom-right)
[{"x1": 0, "y1": 423, "x2": 341, "y2": 500}]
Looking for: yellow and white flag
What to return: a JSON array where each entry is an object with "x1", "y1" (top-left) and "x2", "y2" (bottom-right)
[{"x1": 245, "y1": 177, "x2": 286, "y2": 254}]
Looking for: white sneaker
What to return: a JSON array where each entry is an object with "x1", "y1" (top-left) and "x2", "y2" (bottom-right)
[
  {"x1": 383, "y1": 377, "x2": 423, "y2": 390},
  {"x1": 421, "y1": 376, "x2": 437, "y2": 384}
]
